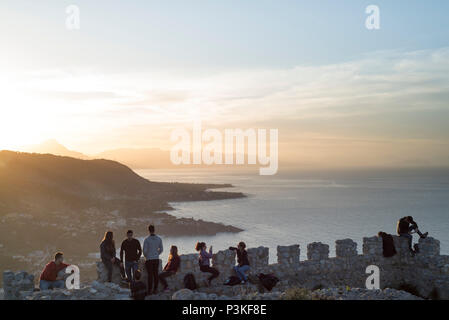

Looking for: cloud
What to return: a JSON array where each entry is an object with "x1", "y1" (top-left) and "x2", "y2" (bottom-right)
[{"x1": 2, "y1": 47, "x2": 449, "y2": 167}]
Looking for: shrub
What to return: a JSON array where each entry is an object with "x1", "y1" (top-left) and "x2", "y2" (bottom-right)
[{"x1": 282, "y1": 287, "x2": 316, "y2": 300}]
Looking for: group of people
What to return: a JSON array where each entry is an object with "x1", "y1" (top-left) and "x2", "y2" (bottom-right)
[
  {"x1": 99, "y1": 224, "x2": 251, "y2": 299},
  {"x1": 38, "y1": 217, "x2": 428, "y2": 299},
  {"x1": 378, "y1": 216, "x2": 428, "y2": 257}
]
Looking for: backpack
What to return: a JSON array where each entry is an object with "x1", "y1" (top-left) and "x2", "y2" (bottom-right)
[
  {"x1": 224, "y1": 276, "x2": 241, "y2": 286},
  {"x1": 258, "y1": 273, "x2": 279, "y2": 291},
  {"x1": 184, "y1": 273, "x2": 197, "y2": 290},
  {"x1": 380, "y1": 233, "x2": 397, "y2": 257}
]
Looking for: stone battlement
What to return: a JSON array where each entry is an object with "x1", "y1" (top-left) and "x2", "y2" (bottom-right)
[
  {"x1": 95, "y1": 235, "x2": 449, "y2": 299},
  {"x1": 3, "y1": 235, "x2": 448, "y2": 300}
]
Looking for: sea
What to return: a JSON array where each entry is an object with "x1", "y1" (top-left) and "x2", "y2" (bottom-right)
[{"x1": 136, "y1": 168, "x2": 449, "y2": 263}]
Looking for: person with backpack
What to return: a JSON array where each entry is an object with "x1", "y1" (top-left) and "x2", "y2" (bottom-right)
[
  {"x1": 195, "y1": 242, "x2": 219, "y2": 286},
  {"x1": 129, "y1": 270, "x2": 147, "y2": 300},
  {"x1": 229, "y1": 241, "x2": 250, "y2": 284},
  {"x1": 100, "y1": 231, "x2": 125, "y2": 282},
  {"x1": 159, "y1": 245, "x2": 180, "y2": 292},
  {"x1": 143, "y1": 224, "x2": 163, "y2": 295}
]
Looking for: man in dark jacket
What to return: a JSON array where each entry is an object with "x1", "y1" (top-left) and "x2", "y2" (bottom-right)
[
  {"x1": 229, "y1": 242, "x2": 250, "y2": 283},
  {"x1": 378, "y1": 232, "x2": 397, "y2": 257},
  {"x1": 120, "y1": 230, "x2": 142, "y2": 282}
]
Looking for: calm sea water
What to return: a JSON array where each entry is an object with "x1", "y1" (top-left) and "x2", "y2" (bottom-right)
[{"x1": 136, "y1": 168, "x2": 449, "y2": 263}]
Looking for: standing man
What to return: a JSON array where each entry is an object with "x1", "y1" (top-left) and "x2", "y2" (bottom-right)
[
  {"x1": 120, "y1": 230, "x2": 142, "y2": 283},
  {"x1": 143, "y1": 225, "x2": 163, "y2": 295},
  {"x1": 39, "y1": 252, "x2": 70, "y2": 290}
]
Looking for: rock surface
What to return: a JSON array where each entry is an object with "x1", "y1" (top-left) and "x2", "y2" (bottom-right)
[{"x1": 313, "y1": 287, "x2": 423, "y2": 300}]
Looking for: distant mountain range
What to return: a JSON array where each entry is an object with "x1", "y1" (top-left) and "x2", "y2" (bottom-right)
[
  {"x1": 24, "y1": 139, "x2": 90, "y2": 160},
  {"x1": 22, "y1": 140, "x2": 176, "y2": 168},
  {"x1": 22, "y1": 140, "x2": 260, "y2": 170}
]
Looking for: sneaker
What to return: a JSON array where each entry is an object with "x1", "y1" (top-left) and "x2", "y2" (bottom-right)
[{"x1": 420, "y1": 232, "x2": 428, "y2": 239}]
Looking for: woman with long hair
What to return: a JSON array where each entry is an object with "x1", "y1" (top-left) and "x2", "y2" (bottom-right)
[
  {"x1": 196, "y1": 241, "x2": 219, "y2": 286},
  {"x1": 158, "y1": 245, "x2": 181, "y2": 292},
  {"x1": 100, "y1": 231, "x2": 125, "y2": 282}
]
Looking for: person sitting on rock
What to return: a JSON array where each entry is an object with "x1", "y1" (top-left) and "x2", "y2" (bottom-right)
[
  {"x1": 100, "y1": 231, "x2": 125, "y2": 282},
  {"x1": 229, "y1": 242, "x2": 250, "y2": 284},
  {"x1": 378, "y1": 232, "x2": 397, "y2": 258},
  {"x1": 397, "y1": 216, "x2": 428, "y2": 255},
  {"x1": 158, "y1": 245, "x2": 181, "y2": 292},
  {"x1": 195, "y1": 241, "x2": 219, "y2": 286},
  {"x1": 130, "y1": 270, "x2": 147, "y2": 300},
  {"x1": 39, "y1": 252, "x2": 70, "y2": 290},
  {"x1": 120, "y1": 230, "x2": 142, "y2": 283}
]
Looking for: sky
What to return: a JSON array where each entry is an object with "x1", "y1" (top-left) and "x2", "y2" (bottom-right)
[{"x1": 0, "y1": 0, "x2": 449, "y2": 168}]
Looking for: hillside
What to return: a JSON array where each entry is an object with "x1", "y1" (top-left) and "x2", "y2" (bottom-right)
[{"x1": 0, "y1": 151, "x2": 244, "y2": 282}]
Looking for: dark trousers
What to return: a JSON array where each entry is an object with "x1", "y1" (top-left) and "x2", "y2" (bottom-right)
[
  {"x1": 102, "y1": 258, "x2": 124, "y2": 282},
  {"x1": 400, "y1": 233, "x2": 413, "y2": 251},
  {"x1": 145, "y1": 259, "x2": 159, "y2": 293},
  {"x1": 159, "y1": 271, "x2": 175, "y2": 289},
  {"x1": 200, "y1": 265, "x2": 220, "y2": 282}
]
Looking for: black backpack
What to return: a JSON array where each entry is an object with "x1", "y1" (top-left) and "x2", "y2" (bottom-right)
[
  {"x1": 224, "y1": 276, "x2": 241, "y2": 286},
  {"x1": 258, "y1": 273, "x2": 279, "y2": 291},
  {"x1": 184, "y1": 273, "x2": 197, "y2": 290}
]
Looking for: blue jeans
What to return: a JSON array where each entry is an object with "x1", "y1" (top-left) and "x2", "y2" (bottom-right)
[
  {"x1": 125, "y1": 261, "x2": 139, "y2": 282},
  {"x1": 40, "y1": 279, "x2": 65, "y2": 290},
  {"x1": 234, "y1": 265, "x2": 250, "y2": 281}
]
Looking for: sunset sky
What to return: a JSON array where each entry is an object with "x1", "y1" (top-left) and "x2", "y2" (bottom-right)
[{"x1": 1, "y1": 0, "x2": 449, "y2": 168}]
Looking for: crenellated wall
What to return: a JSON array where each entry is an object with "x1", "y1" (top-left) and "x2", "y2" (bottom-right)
[{"x1": 95, "y1": 235, "x2": 449, "y2": 299}]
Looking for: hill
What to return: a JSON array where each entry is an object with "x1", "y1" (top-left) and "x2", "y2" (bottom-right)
[{"x1": 0, "y1": 151, "x2": 244, "y2": 282}]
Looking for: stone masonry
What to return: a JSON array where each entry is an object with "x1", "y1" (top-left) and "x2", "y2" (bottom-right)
[
  {"x1": 93, "y1": 235, "x2": 449, "y2": 299},
  {"x1": 3, "y1": 235, "x2": 449, "y2": 299}
]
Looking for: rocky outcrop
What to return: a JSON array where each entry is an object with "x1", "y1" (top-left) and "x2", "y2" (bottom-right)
[
  {"x1": 171, "y1": 286, "x2": 422, "y2": 301},
  {"x1": 2, "y1": 271, "x2": 35, "y2": 300},
  {"x1": 311, "y1": 287, "x2": 422, "y2": 300}
]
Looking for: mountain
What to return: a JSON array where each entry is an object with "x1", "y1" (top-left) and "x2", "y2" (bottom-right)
[
  {"x1": 0, "y1": 151, "x2": 244, "y2": 282},
  {"x1": 24, "y1": 139, "x2": 90, "y2": 159},
  {"x1": 22, "y1": 140, "x2": 261, "y2": 170},
  {"x1": 95, "y1": 147, "x2": 174, "y2": 169}
]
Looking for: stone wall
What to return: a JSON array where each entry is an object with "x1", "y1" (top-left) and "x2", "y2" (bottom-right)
[
  {"x1": 93, "y1": 235, "x2": 449, "y2": 299},
  {"x1": 2, "y1": 271, "x2": 35, "y2": 300}
]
